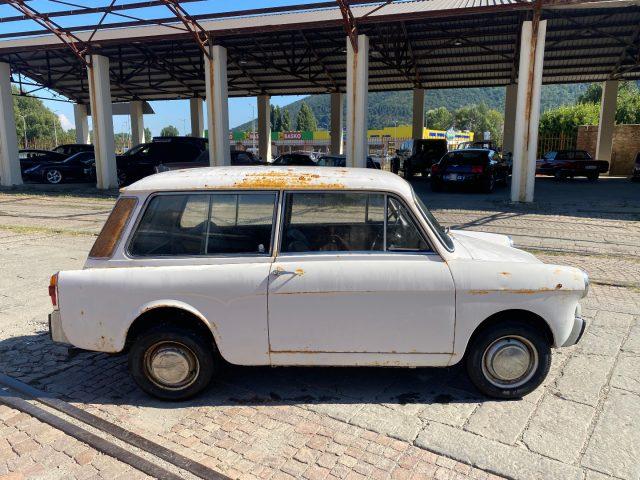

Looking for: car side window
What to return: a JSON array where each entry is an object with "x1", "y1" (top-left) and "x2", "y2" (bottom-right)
[
  {"x1": 281, "y1": 192, "x2": 385, "y2": 253},
  {"x1": 386, "y1": 197, "x2": 431, "y2": 252},
  {"x1": 129, "y1": 192, "x2": 276, "y2": 257}
]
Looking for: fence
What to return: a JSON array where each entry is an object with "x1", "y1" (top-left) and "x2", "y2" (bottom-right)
[{"x1": 537, "y1": 133, "x2": 576, "y2": 157}]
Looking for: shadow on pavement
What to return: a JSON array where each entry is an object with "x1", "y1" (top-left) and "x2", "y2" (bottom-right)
[{"x1": 0, "y1": 332, "x2": 490, "y2": 411}]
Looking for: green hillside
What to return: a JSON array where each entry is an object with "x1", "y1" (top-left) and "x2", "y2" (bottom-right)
[{"x1": 232, "y1": 84, "x2": 592, "y2": 132}]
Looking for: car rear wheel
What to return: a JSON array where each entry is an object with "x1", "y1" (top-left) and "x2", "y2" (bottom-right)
[
  {"x1": 587, "y1": 172, "x2": 600, "y2": 181},
  {"x1": 465, "y1": 320, "x2": 551, "y2": 399},
  {"x1": 129, "y1": 324, "x2": 216, "y2": 400},
  {"x1": 482, "y1": 173, "x2": 495, "y2": 193},
  {"x1": 45, "y1": 169, "x2": 63, "y2": 184}
]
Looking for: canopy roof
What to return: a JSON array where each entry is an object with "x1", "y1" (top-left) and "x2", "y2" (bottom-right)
[{"x1": 0, "y1": 0, "x2": 639, "y2": 103}]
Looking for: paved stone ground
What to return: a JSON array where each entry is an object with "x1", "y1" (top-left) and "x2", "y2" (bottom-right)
[{"x1": 0, "y1": 176, "x2": 639, "y2": 479}]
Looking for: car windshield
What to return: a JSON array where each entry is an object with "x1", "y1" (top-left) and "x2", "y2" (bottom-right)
[
  {"x1": 412, "y1": 189, "x2": 454, "y2": 251},
  {"x1": 122, "y1": 144, "x2": 147, "y2": 156},
  {"x1": 442, "y1": 151, "x2": 487, "y2": 165}
]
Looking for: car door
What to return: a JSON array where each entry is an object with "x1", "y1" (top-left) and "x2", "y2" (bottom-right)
[{"x1": 267, "y1": 191, "x2": 456, "y2": 364}]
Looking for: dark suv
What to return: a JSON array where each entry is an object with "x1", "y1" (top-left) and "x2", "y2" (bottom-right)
[
  {"x1": 116, "y1": 137, "x2": 206, "y2": 185},
  {"x1": 395, "y1": 139, "x2": 448, "y2": 179}
]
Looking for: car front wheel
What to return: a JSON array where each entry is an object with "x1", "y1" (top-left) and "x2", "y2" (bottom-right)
[
  {"x1": 45, "y1": 169, "x2": 63, "y2": 184},
  {"x1": 129, "y1": 325, "x2": 216, "y2": 400},
  {"x1": 465, "y1": 320, "x2": 551, "y2": 399}
]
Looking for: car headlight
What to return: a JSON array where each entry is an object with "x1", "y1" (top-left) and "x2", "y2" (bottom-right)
[{"x1": 581, "y1": 270, "x2": 589, "y2": 298}]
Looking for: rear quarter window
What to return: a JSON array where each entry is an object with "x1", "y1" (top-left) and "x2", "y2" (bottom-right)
[{"x1": 89, "y1": 197, "x2": 137, "y2": 259}]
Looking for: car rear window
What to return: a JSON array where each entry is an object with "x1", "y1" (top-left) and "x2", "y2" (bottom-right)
[
  {"x1": 442, "y1": 151, "x2": 488, "y2": 165},
  {"x1": 129, "y1": 192, "x2": 277, "y2": 257},
  {"x1": 88, "y1": 197, "x2": 137, "y2": 259}
]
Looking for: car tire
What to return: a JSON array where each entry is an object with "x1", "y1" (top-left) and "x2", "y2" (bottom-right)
[
  {"x1": 403, "y1": 163, "x2": 413, "y2": 180},
  {"x1": 482, "y1": 174, "x2": 495, "y2": 193},
  {"x1": 587, "y1": 172, "x2": 600, "y2": 181},
  {"x1": 465, "y1": 320, "x2": 551, "y2": 399},
  {"x1": 44, "y1": 169, "x2": 63, "y2": 184},
  {"x1": 554, "y1": 170, "x2": 566, "y2": 181},
  {"x1": 129, "y1": 324, "x2": 217, "y2": 401}
]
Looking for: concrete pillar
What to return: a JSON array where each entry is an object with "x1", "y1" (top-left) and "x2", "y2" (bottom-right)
[
  {"x1": 595, "y1": 80, "x2": 618, "y2": 163},
  {"x1": 204, "y1": 45, "x2": 231, "y2": 166},
  {"x1": 130, "y1": 100, "x2": 145, "y2": 146},
  {"x1": 330, "y1": 92, "x2": 344, "y2": 155},
  {"x1": 0, "y1": 62, "x2": 22, "y2": 186},
  {"x1": 345, "y1": 35, "x2": 369, "y2": 168},
  {"x1": 503, "y1": 83, "x2": 517, "y2": 155},
  {"x1": 511, "y1": 20, "x2": 546, "y2": 203},
  {"x1": 257, "y1": 95, "x2": 272, "y2": 162},
  {"x1": 412, "y1": 88, "x2": 425, "y2": 140},
  {"x1": 189, "y1": 97, "x2": 204, "y2": 138},
  {"x1": 73, "y1": 103, "x2": 90, "y2": 144},
  {"x1": 87, "y1": 54, "x2": 118, "y2": 189}
]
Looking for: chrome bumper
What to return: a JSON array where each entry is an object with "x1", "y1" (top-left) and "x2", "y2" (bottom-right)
[
  {"x1": 49, "y1": 310, "x2": 70, "y2": 345},
  {"x1": 562, "y1": 313, "x2": 586, "y2": 347}
]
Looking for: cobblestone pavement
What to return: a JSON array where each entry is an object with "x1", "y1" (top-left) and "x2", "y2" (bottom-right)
[{"x1": 0, "y1": 176, "x2": 639, "y2": 479}]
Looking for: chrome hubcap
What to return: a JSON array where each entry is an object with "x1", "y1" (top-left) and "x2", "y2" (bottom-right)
[
  {"x1": 47, "y1": 170, "x2": 61, "y2": 183},
  {"x1": 144, "y1": 342, "x2": 199, "y2": 390},
  {"x1": 482, "y1": 336, "x2": 538, "y2": 388}
]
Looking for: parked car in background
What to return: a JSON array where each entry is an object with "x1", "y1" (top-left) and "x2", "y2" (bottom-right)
[
  {"x1": 117, "y1": 137, "x2": 206, "y2": 185},
  {"x1": 49, "y1": 166, "x2": 588, "y2": 401},
  {"x1": 536, "y1": 150, "x2": 609, "y2": 181},
  {"x1": 18, "y1": 149, "x2": 68, "y2": 173},
  {"x1": 459, "y1": 140, "x2": 498, "y2": 151},
  {"x1": 431, "y1": 149, "x2": 510, "y2": 193},
  {"x1": 52, "y1": 144, "x2": 94, "y2": 156},
  {"x1": 22, "y1": 151, "x2": 95, "y2": 184},
  {"x1": 155, "y1": 149, "x2": 263, "y2": 173},
  {"x1": 272, "y1": 152, "x2": 317, "y2": 166},
  {"x1": 316, "y1": 154, "x2": 381, "y2": 169},
  {"x1": 631, "y1": 152, "x2": 640, "y2": 182},
  {"x1": 394, "y1": 139, "x2": 448, "y2": 179}
]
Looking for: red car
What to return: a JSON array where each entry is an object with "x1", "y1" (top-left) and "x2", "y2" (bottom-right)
[{"x1": 536, "y1": 150, "x2": 609, "y2": 181}]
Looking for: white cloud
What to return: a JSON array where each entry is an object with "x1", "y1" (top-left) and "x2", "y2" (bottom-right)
[{"x1": 58, "y1": 113, "x2": 73, "y2": 130}]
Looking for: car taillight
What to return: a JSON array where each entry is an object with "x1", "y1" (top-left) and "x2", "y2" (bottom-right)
[
  {"x1": 472, "y1": 165, "x2": 484, "y2": 173},
  {"x1": 431, "y1": 164, "x2": 440, "y2": 174},
  {"x1": 49, "y1": 272, "x2": 59, "y2": 309}
]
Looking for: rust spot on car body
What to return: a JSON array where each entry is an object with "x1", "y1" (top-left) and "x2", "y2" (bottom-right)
[
  {"x1": 294, "y1": 268, "x2": 305, "y2": 276},
  {"x1": 233, "y1": 170, "x2": 344, "y2": 190},
  {"x1": 469, "y1": 290, "x2": 490, "y2": 295},
  {"x1": 499, "y1": 272, "x2": 511, "y2": 277}
]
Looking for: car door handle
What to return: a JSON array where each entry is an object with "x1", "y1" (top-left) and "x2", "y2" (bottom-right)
[{"x1": 272, "y1": 267, "x2": 304, "y2": 276}]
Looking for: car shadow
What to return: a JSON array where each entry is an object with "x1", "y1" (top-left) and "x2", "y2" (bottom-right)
[{"x1": 0, "y1": 332, "x2": 491, "y2": 412}]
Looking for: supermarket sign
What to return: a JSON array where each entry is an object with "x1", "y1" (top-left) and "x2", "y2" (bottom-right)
[{"x1": 230, "y1": 130, "x2": 314, "y2": 141}]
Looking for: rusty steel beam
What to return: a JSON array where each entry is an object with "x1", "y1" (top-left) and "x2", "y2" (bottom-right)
[
  {"x1": 4, "y1": 0, "x2": 91, "y2": 68},
  {"x1": 159, "y1": 0, "x2": 212, "y2": 59},
  {"x1": 336, "y1": 0, "x2": 358, "y2": 52}
]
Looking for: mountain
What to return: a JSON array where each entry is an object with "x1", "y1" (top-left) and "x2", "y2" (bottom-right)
[{"x1": 232, "y1": 84, "x2": 592, "y2": 132}]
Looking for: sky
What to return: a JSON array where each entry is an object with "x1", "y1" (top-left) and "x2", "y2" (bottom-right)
[{"x1": 0, "y1": 1, "x2": 324, "y2": 135}]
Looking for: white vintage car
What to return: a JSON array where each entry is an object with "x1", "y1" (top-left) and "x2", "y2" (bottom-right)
[{"x1": 49, "y1": 166, "x2": 588, "y2": 400}]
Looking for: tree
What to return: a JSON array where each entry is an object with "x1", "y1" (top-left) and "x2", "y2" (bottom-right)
[
  {"x1": 144, "y1": 127, "x2": 152, "y2": 143},
  {"x1": 273, "y1": 105, "x2": 283, "y2": 132},
  {"x1": 12, "y1": 87, "x2": 69, "y2": 149},
  {"x1": 160, "y1": 125, "x2": 179, "y2": 136},
  {"x1": 281, "y1": 109, "x2": 292, "y2": 131},
  {"x1": 453, "y1": 103, "x2": 504, "y2": 145},
  {"x1": 425, "y1": 107, "x2": 453, "y2": 130},
  {"x1": 295, "y1": 102, "x2": 317, "y2": 131}
]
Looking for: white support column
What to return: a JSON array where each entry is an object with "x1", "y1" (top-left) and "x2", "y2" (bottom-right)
[
  {"x1": 345, "y1": 35, "x2": 369, "y2": 168},
  {"x1": 0, "y1": 62, "x2": 21, "y2": 186},
  {"x1": 87, "y1": 54, "x2": 118, "y2": 189},
  {"x1": 130, "y1": 100, "x2": 145, "y2": 146},
  {"x1": 412, "y1": 88, "x2": 425, "y2": 140},
  {"x1": 257, "y1": 94, "x2": 271, "y2": 162},
  {"x1": 204, "y1": 45, "x2": 231, "y2": 166},
  {"x1": 503, "y1": 83, "x2": 517, "y2": 156},
  {"x1": 330, "y1": 92, "x2": 343, "y2": 155},
  {"x1": 595, "y1": 80, "x2": 618, "y2": 164},
  {"x1": 189, "y1": 97, "x2": 204, "y2": 138},
  {"x1": 511, "y1": 20, "x2": 546, "y2": 203},
  {"x1": 73, "y1": 103, "x2": 90, "y2": 144}
]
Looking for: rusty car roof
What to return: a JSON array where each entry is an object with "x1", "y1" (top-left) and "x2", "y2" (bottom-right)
[{"x1": 122, "y1": 166, "x2": 414, "y2": 195}]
